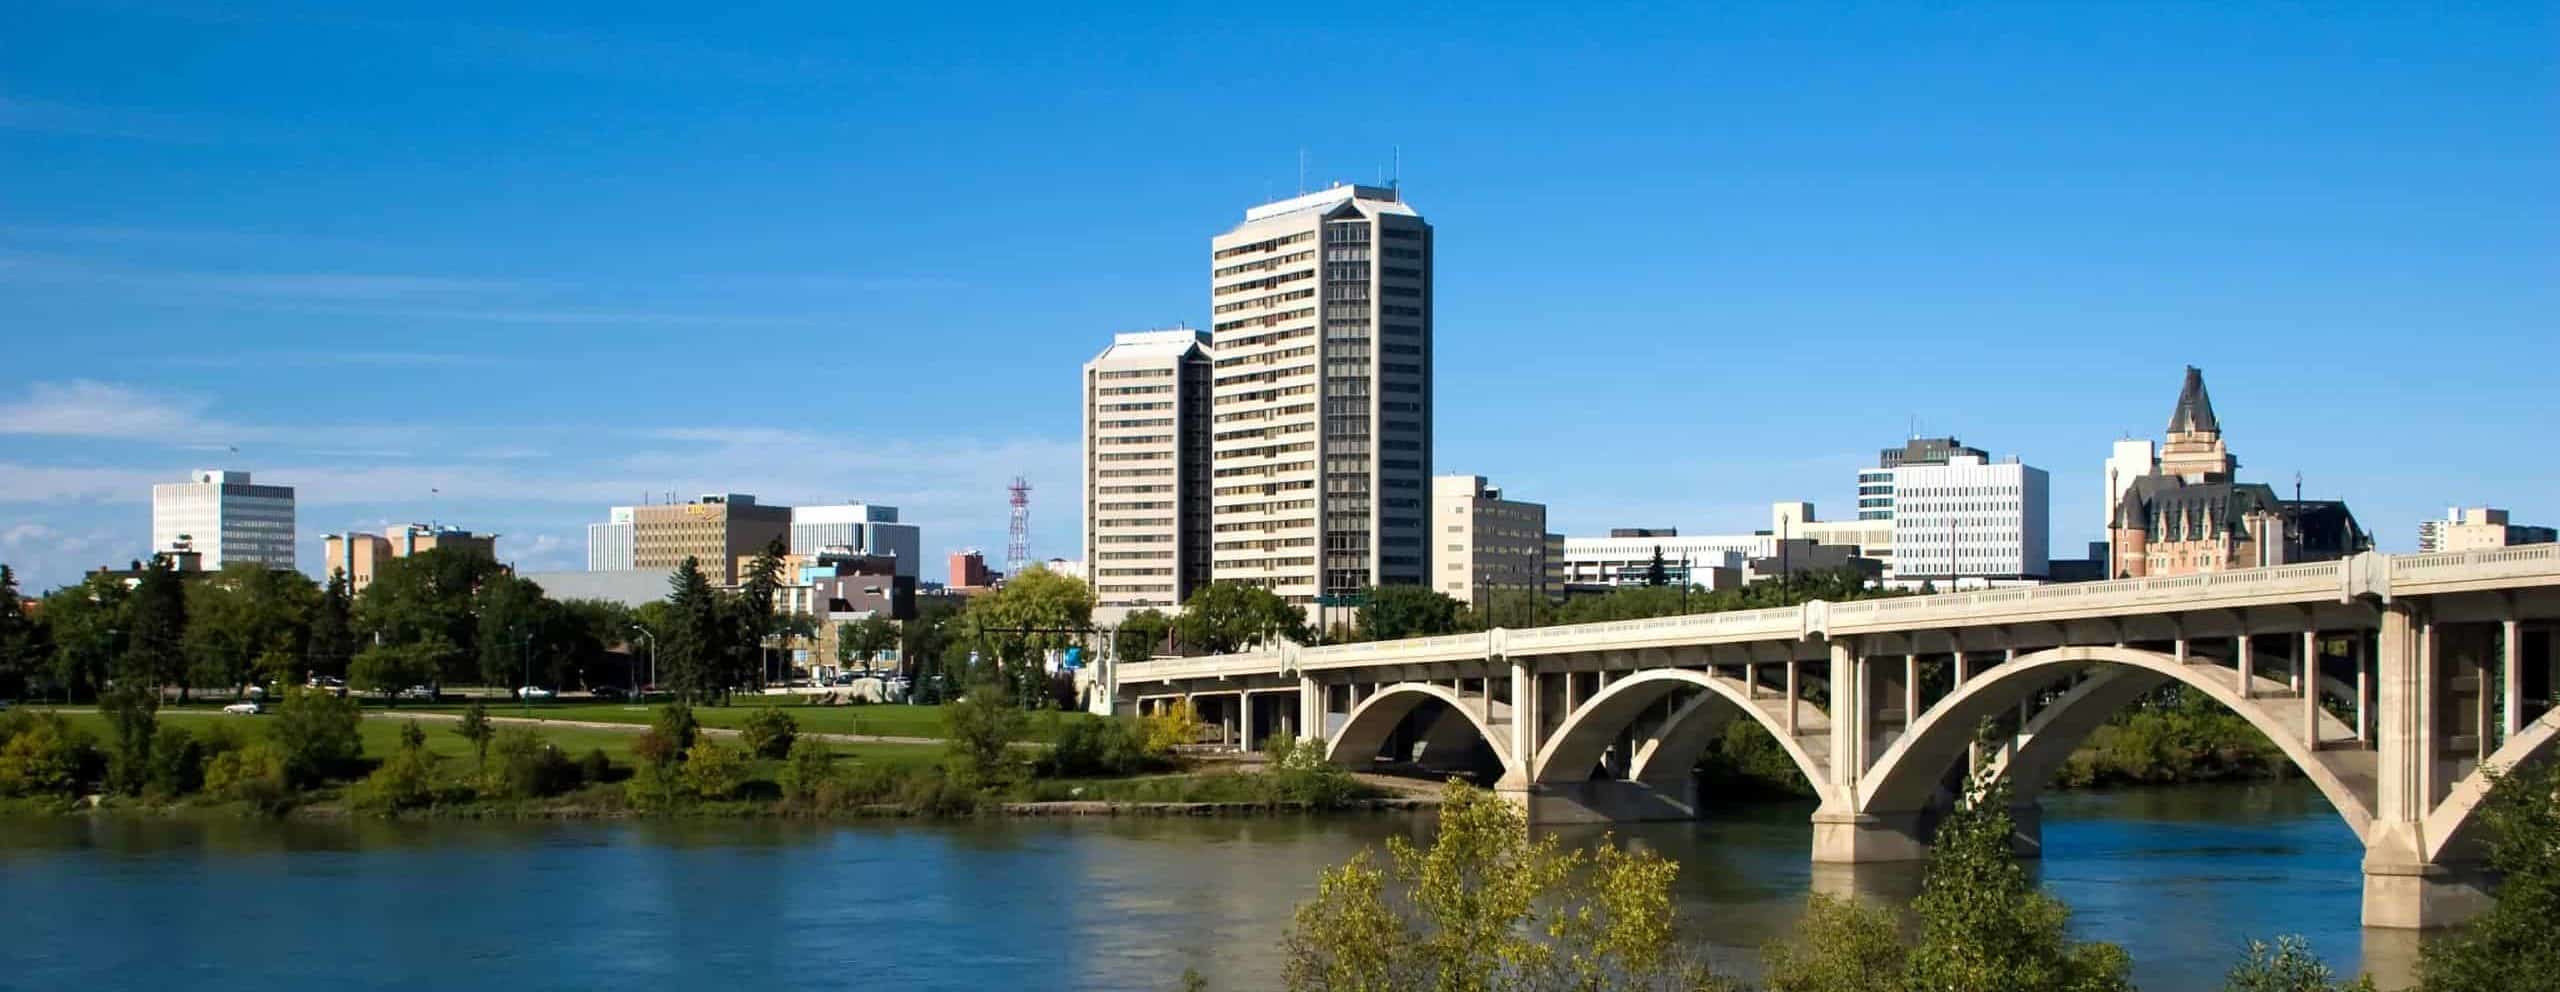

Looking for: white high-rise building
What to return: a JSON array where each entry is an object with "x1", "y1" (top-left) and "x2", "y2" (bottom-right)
[
  {"x1": 1889, "y1": 455, "x2": 2050, "y2": 588},
  {"x1": 150, "y1": 469, "x2": 296, "y2": 570},
  {"x1": 587, "y1": 506, "x2": 634, "y2": 571},
  {"x1": 1209, "y1": 184, "x2": 1433, "y2": 609},
  {"x1": 1083, "y1": 329, "x2": 1215, "y2": 622},
  {"x1": 790, "y1": 503, "x2": 921, "y2": 579},
  {"x1": 2104, "y1": 438, "x2": 2156, "y2": 535}
]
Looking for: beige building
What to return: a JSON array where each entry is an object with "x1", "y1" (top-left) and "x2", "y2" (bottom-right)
[
  {"x1": 1082, "y1": 329, "x2": 1215, "y2": 623},
  {"x1": 2108, "y1": 367, "x2": 2368, "y2": 578},
  {"x1": 632, "y1": 494, "x2": 791, "y2": 585},
  {"x1": 1209, "y1": 184, "x2": 1433, "y2": 610},
  {"x1": 1432, "y1": 475, "x2": 1548, "y2": 611},
  {"x1": 2418, "y1": 507, "x2": 2556, "y2": 553},
  {"x1": 321, "y1": 523, "x2": 497, "y2": 593}
]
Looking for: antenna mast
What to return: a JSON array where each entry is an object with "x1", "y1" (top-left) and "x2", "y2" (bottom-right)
[{"x1": 1007, "y1": 477, "x2": 1033, "y2": 575}]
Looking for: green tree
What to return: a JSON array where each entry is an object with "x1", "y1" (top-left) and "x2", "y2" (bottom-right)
[
  {"x1": 737, "y1": 539, "x2": 787, "y2": 691},
  {"x1": 183, "y1": 563, "x2": 319, "y2": 697},
  {"x1": 777, "y1": 735, "x2": 834, "y2": 805},
  {"x1": 1354, "y1": 585, "x2": 1470, "y2": 642},
  {"x1": 661, "y1": 557, "x2": 723, "y2": 704},
  {"x1": 1114, "y1": 608, "x2": 1173, "y2": 663},
  {"x1": 1644, "y1": 547, "x2": 1670, "y2": 587},
  {"x1": 1904, "y1": 736, "x2": 2132, "y2": 992},
  {"x1": 741, "y1": 705, "x2": 798, "y2": 759},
  {"x1": 473, "y1": 573, "x2": 577, "y2": 689},
  {"x1": 99, "y1": 684, "x2": 158, "y2": 796},
  {"x1": 455, "y1": 699, "x2": 496, "y2": 771},
  {"x1": 775, "y1": 610, "x2": 820, "y2": 680},
  {"x1": 957, "y1": 568, "x2": 1095, "y2": 705},
  {"x1": 354, "y1": 547, "x2": 505, "y2": 685},
  {"x1": 123, "y1": 552, "x2": 189, "y2": 696},
  {"x1": 681, "y1": 739, "x2": 749, "y2": 800},
  {"x1": 942, "y1": 683, "x2": 1025, "y2": 789},
  {"x1": 1280, "y1": 780, "x2": 1727, "y2": 991},
  {"x1": 40, "y1": 575, "x2": 126, "y2": 703},
  {"x1": 267, "y1": 686, "x2": 363, "y2": 788},
  {"x1": 1174, "y1": 582, "x2": 1303, "y2": 655},
  {"x1": 2419, "y1": 761, "x2": 2560, "y2": 992},
  {"x1": 840, "y1": 616, "x2": 900, "y2": 671},
  {"x1": 0, "y1": 712, "x2": 96, "y2": 797},
  {"x1": 1474, "y1": 587, "x2": 1548, "y2": 631},
  {"x1": 2224, "y1": 935, "x2": 2376, "y2": 992},
  {"x1": 902, "y1": 599, "x2": 959, "y2": 695},
  {"x1": 349, "y1": 639, "x2": 452, "y2": 704},
  {"x1": 307, "y1": 571, "x2": 356, "y2": 680},
  {"x1": 1762, "y1": 895, "x2": 1907, "y2": 992},
  {"x1": 0, "y1": 564, "x2": 49, "y2": 701},
  {"x1": 356, "y1": 720, "x2": 439, "y2": 811}
]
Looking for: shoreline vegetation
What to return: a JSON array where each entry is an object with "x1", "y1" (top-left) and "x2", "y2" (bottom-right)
[{"x1": 0, "y1": 690, "x2": 1403, "y2": 823}]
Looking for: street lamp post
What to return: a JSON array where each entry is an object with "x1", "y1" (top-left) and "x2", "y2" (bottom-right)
[
  {"x1": 520, "y1": 630, "x2": 534, "y2": 718},
  {"x1": 631, "y1": 626, "x2": 656, "y2": 703}
]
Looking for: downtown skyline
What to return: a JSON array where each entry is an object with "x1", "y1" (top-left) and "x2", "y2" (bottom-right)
[{"x1": 4, "y1": 2, "x2": 2555, "y2": 593}]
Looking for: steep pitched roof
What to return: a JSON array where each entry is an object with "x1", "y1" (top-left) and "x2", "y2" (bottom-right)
[{"x1": 2167, "y1": 365, "x2": 2221, "y2": 435}]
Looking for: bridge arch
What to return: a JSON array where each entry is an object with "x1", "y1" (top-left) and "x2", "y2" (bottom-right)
[
  {"x1": 1324, "y1": 682, "x2": 1515, "y2": 777},
  {"x1": 1533, "y1": 668, "x2": 1833, "y2": 803},
  {"x1": 1858, "y1": 645, "x2": 2375, "y2": 843},
  {"x1": 2423, "y1": 711, "x2": 2560, "y2": 861}
]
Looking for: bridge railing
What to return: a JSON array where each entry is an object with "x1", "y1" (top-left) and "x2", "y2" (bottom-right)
[{"x1": 1113, "y1": 546, "x2": 2560, "y2": 681}]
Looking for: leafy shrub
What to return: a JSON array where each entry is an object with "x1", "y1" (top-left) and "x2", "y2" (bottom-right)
[
  {"x1": 1141, "y1": 700, "x2": 1203, "y2": 754},
  {"x1": 485, "y1": 727, "x2": 579, "y2": 800},
  {"x1": 680, "y1": 740, "x2": 749, "y2": 800},
  {"x1": 894, "y1": 764, "x2": 980, "y2": 816},
  {"x1": 0, "y1": 713, "x2": 95, "y2": 797},
  {"x1": 203, "y1": 742, "x2": 288, "y2": 805},
  {"x1": 778, "y1": 737, "x2": 834, "y2": 805},
  {"x1": 269, "y1": 686, "x2": 363, "y2": 788},
  {"x1": 146, "y1": 725, "x2": 206, "y2": 798},
  {"x1": 741, "y1": 706, "x2": 798, "y2": 760},
  {"x1": 356, "y1": 733, "x2": 440, "y2": 812},
  {"x1": 101, "y1": 686, "x2": 158, "y2": 796},
  {"x1": 651, "y1": 703, "x2": 699, "y2": 756},
  {"x1": 1762, "y1": 894, "x2": 1907, "y2": 992},
  {"x1": 577, "y1": 748, "x2": 613, "y2": 785},
  {"x1": 943, "y1": 686, "x2": 1025, "y2": 790},
  {"x1": 1257, "y1": 732, "x2": 1360, "y2": 807},
  {"x1": 1043, "y1": 716, "x2": 1160, "y2": 778},
  {"x1": 623, "y1": 760, "x2": 683, "y2": 810},
  {"x1": 2221, "y1": 935, "x2": 2374, "y2": 992},
  {"x1": 811, "y1": 761, "x2": 902, "y2": 811}
]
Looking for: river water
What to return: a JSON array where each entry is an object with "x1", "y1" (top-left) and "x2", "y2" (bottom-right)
[{"x1": 0, "y1": 780, "x2": 2416, "y2": 991}]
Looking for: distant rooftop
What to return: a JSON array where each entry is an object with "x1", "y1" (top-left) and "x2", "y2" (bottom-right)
[{"x1": 1242, "y1": 182, "x2": 1412, "y2": 222}]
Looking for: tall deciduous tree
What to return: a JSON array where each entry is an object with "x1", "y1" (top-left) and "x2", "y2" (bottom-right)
[
  {"x1": 738, "y1": 539, "x2": 786, "y2": 690},
  {"x1": 1174, "y1": 582, "x2": 1304, "y2": 655},
  {"x1": 2418, "y1": 762, "x2": 2560, "y2": 992},
  {"x1": 184, "y1": 563, "x2": 319, "y2": 696},
  {"x1": 1354, "y1": 585, "x2": 1470, "y2": 642},
  {"x1": 1903, "y1": 736, "x2": 2132, "y2": 992},
  {"x1": 355, "y1": 548, "x2": 504, "y2": 685},
  {"x1": 840, "y1": 616, "x2": 899, "y2": 670},
  {"x1": 41, "y1": 575, "x2": 126, "y2": 703},
  {"x1": 123, "y1": 553, "x2": 189, "y2": 697},
  {"x1": 1114, "y1": 609, "x2": 1172, "y2": 663},
  {"x1": 957, "y1": 568, "x2": 1095, "y2": 706},
  {"x1": 307, "y1": 572, "x2": 356, "y2": 680},
  {"x1": 0, "y1": 565, "x2": 48, "y2": 701},
  {"x1": 473, "y1": 573, "x2": 576, "y2": 689}
]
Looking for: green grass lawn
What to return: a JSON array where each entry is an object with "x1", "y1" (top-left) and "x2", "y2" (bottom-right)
[
  {"x1": 48, "y1": 710, "x2": 942, "y2": 771},
  {"x1": 397, "y1": 699, "x2": 1097, "y2": 742}
]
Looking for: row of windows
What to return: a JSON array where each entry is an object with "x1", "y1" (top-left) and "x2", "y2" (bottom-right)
[
  {"x1": 1214, "y1": 306, "x2": 1313, "y2": 334},
  {"x1": 1213, "y1": 248, "x2": 1314, "y2": 278},
  {"x1": 1213, "y1": 230, "x2": 1312, "y2": 260},
  {"x1": 1212, "y1": 344, "x2": 1315, "y2": 369},
  {"x1": 1095, "y1": 368, "x2": 1174, "y2": 380},
  {"x1": 1213, "y1": 287, "x2": 1315, "y2": 315}
]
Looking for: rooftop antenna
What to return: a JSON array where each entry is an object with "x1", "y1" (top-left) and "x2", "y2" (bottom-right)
[
  {"x1": 2294, "y1": 471, "x2": 2303, "y2": 502},
  {"x1": 1393, "y1": 145, "x2": 1401, "y2": 191}
]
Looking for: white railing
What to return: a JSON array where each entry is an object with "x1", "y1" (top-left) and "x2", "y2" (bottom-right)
[{"x1": 1122, "y1": 547, "x2": 2560, "y2": 680}]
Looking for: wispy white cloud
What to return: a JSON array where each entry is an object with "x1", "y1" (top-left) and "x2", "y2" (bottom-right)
[
  {"x1": 0, "y1": 520, "x2": 130, "y2": 592},
  {"x1": 0, "y1": 380, "x2": 223, "y2": 440}
]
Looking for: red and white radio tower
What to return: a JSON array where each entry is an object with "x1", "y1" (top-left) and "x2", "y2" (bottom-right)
[{"x1": 1006, "y1": 476, "x2": 1032, "y2": 574}]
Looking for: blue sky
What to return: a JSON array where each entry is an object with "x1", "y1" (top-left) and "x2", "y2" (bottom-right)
[{"x1": 2, "y1": 1, "x2": 2553, "y2": 592}]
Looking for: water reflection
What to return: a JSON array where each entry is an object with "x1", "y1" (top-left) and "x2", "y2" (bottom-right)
[{"x1": 0, "y1": 782, "x2": 2429, "y2": 991}]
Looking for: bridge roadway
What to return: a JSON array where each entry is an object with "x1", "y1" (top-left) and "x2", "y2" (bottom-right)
[{"x1": 1104, "y1": 546, "x2": 2560, "y2": 929}]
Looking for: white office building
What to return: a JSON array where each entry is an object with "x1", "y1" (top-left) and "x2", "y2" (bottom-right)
[
  {"x1": 1888, "y1": 455, "x2": 2050, "y2": 588},
  {"x1": 1084, "y1": 328, "x2": 1215, "y2": 623},
  {"x1": 587, "y1": 506, "x2": 635, "y2": 571},
  {"x1": 1209, "y1": 183, "x2": 1432, "y2": 610},
  {"x1": 150, "y1": 469, "x2": 296, "y2": 570},
  {"x1": 790, "y1": 502, "x2": 921, "y2": 580},
  {"x1": 1559, "y1": 537, "x2": 1754, "y2": 588}
]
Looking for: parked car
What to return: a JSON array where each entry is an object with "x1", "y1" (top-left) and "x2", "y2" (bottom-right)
[
  {"x1": 399, "y1": 685, "x2": 438, "y2": 701},
  {"x1": 589, "y1": 685, "x2": 629, "y2": 702},
  {"x1": 515, "y1": 686, "x2": 556, "y2": 700},
  {"x1": 222, "y1": 701, "x2": 263, "y2": 715}
]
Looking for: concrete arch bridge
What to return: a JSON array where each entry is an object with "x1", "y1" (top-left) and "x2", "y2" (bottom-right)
[{"x1": 1109, "y1": 547, "x2": 2560, "y2": 929}]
